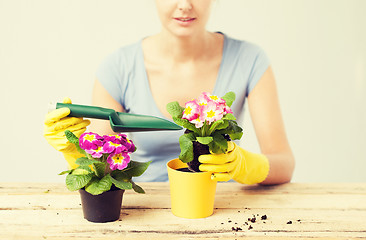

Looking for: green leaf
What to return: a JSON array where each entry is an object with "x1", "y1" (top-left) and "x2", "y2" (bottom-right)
[
  {"x1": 109, "y1": 173, "x2": 133, "y2": 190},
  {"x1": 132, "y1": 181, "x2": 145, "y2": 194},
  {"x1": 221, "y1": 91, "x2": 236, "y2": 107},
  {"x1": 215, "y1": 120, "x2": 243, "y2": 141},
  {"x1": 65, "y1": 173, "x2": 93, "y2": 191},
  {"x1": 172, "y1": 117, "x2": 199, "y2": 134},
  {"x1": 75, "y1": 157, "x2": 100, "y2": 166},
  {"x1": 208, "y1": 120, "x2": 223, "y2": 133},
  {"x1": 228, "y1": 121, "x2": 243, "y2": 140},
  {"x1": 85, "y1": 175, "x2": 113, "y2": 195},
  {"x1": 64, "y1": 130, "x2": 86, "y2": 155},
  {"x1": 208, "y1": 120, "x2": 229, "y2": 134},
  {"x1": 216, "y1": 120, "x2": 230, "y2": 131},
  {"x1": 64, "y1": 130, "x2": 78, "y2": 144},
  {"x1": 230, "y1": 132, "x2": 243, "y2": 141},
  {"x1": 166, "y1": 101, "x2": 184, "y2": 118},
  {"x1": 178, "y1": 133, "x2": 196, "y2": 163},
  {"x1": 208, "y1": 133, "x2": 228, "y2": 154},
  {"x1": 196, "y1": 136, "x2": 213, "y2": 145},
  {"x1": 111, "y1": 170, "x2": 130, "y2": 181},
  {"x1": 222, "y1": 113, "x2": 236, "y2": 121},
  {"x1": 72, "y1": 166, "x2": 92, "y2": 175},
  {"x1": 59, "y1": 170, "x2": 72, "y2": 175},
  {"x1": 93, "y1": 162, "x2": 106, "y2": 178},
  {"x1": 123, "y1": 161, "x2": 151, "y2": 177}
]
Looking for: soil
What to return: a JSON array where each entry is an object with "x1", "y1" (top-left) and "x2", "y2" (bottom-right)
[
  {"x1": 184, "y1": 130, "x2": 231, "y2": 172},
  {"x1": 225, "y1": 213, "x2": 299, "y2": 232},
  {"x1": 176, "y1": 167, "x2": 195, "y2": 173},
  {"x1": 187, "y1": 140, "x2": 210, "y2": 172},
  {"x1": 226, "y1": 214, "x2": 270, "y2": 232},
  {"x1": 248, "y1": 216, "x2": 256, "y2": 223},
  {"x1": 232, "y1": 227, "x2": 242, "y2": 232}
]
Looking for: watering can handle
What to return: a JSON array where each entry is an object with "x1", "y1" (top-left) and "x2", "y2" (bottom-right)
[{"x1": 55, "y1": 103, "x2": 115, "y2": 120}]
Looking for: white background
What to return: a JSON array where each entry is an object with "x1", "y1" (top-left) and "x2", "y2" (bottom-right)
[{"x1": 1, "y1": 0, "x2": 365, "y2": 182}]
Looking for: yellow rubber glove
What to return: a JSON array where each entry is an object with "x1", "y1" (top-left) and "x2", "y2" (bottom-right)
[
  {"x1": 198, "y1": 142, "x2": 270, "y2": 185},
  {"x1": 44, "y1": 97, "x2": 90, "y2": 169}
]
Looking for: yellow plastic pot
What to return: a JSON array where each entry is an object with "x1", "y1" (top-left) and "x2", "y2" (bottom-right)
[{"x1": 167, "y1": 159, "x2": 217, "y2": 219}]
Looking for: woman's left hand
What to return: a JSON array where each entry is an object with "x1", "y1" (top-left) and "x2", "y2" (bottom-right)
[{"x1": 198, "y1": 142, "x2": 270, "y2": 185}]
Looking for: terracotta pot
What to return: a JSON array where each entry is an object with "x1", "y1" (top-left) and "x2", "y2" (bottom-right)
[
  {"x1": 79, "y1": 188, "x2": 124, "y2": 223},
  {"x1": 167, "y1": 159, "x2": 217, "y2": 219}
]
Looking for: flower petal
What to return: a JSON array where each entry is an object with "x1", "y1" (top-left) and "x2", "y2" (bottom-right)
[{"x1": 107, "y1": 152, "x2": 131, "y2": 170}]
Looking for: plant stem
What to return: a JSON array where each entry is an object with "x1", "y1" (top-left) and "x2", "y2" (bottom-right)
[
  {"x1": 200, "y1": 126, "x2": 205, "y2": 137},
  {"x1": 207, "y1": 125, "x2": 214, "y2": 136},
  {"x1": 103, "y1": 155, "x2": 111, "y2": 176},
  {"x1": 203, "y1": 122, "x2": 211, "y2": 137}
]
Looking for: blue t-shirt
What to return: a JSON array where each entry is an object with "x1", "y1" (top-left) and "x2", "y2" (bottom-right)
[{"x1": 96, "y1": 33, "x2": 270, "y2": 182}]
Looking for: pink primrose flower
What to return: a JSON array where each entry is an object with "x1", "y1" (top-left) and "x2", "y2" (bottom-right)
[
  {"x1": 182, "y1": 100, "x2": 200, "y2": 121},
  {"x1": 107, "y1": 152, "x2": 130, "y2": 170},
  {"x1": 224, "y1": 105, "x2": 233, "y2": 114},
  {"x1": 103, "y1": 134, "x2": 122, "y2": 144},
  {"x1": 197, "y1": 92, "x2": 210, "y2": 107},
  {"x1": 206, "y1": 93, "x2": 226, "y2": 105},
  {"x1": 182, "y1": 92, "x2": 234, "y2": 128},
  {"x1": 191, "y1": 115, "x2": 204, "y2": 128},
  {"x1": 103, "y1": 141, "x2": 127, "y2": 154},
  {"x1": 201, "y1": 101, "x2": 224, "y2": 124},
  {"x1": 79, "y1": 132, "x2": 103, "y2": 150},
  {"x1": 101, "y1": 134, "x2": 136, "y2": 155},
  {"x1": 85, "y1": 146, "x2": 105, "y2": 158},
  {"x1": 120, "y1": 135, "x2": 136, "y2": 152}
]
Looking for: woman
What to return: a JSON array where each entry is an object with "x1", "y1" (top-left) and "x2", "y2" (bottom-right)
[{"x1": 44, "y1": 0, "x2": 295, "y2": 185}]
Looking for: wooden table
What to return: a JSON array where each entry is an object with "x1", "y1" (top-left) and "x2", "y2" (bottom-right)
[{"x1": 0, "y1": 182, "x2": 365, "y2": 239}]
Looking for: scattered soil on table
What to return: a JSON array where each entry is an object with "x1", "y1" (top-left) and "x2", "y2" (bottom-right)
[
  {"x1": 226, "y1": 213, "x2": 269, "y2": 232},
  {"x1": 232, "y1": 227, "x2": 242, "y2": 232},
  {"x1": 226, "y1": 211, "x2": 301, "y2": 232},
  {"x1": 248, "y1": 216, "x2": 256, "y2": 223}
]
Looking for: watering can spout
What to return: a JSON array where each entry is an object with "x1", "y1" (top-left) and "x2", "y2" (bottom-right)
[{"x1": 51, "y1": 102, "x2": 182, "y2": 132}]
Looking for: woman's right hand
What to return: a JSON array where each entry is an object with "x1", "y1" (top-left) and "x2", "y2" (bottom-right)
[{"x1": 44, "y1": 97, "x2": 90, "y2": 168}]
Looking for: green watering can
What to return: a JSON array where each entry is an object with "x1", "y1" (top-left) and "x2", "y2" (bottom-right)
[{"x1": 52, "y1": 103, "x2": 182, "y2": 132}]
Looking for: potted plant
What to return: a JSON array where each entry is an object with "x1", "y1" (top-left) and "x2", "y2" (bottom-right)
[
  {"x1": 59, "y1": 130, "x2": 150, "y2": 223},
  {"x1": 166, "y1": 91, "x2": 243, "y2": 218}
]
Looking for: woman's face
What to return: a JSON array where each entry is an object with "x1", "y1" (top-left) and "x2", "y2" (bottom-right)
[{"x1": 155, "y1": 0, "x2": 214, "y2": 37}]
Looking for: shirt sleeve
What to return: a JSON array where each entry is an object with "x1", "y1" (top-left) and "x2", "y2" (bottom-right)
[
  {"x1": 95, "y1": 49, "x2": 124, "y2": 105},
  {"x1": 246, "y1": 46, "x2": 271, "y2": 96}
]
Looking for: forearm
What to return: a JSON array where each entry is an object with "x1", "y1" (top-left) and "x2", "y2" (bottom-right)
[
  {"x1": 90, "y1": 79, "x2": 124, "y2": 135},
  {"x1": 88, "y1": 119, "x2": 116, "y2": 135},
  {"x1": 259, "y1": 151, "x2": 295, "y2": 185}
]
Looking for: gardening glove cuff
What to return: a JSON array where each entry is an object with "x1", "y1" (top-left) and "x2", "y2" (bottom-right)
[
  {"x1": 234, "y1": 148, "x2": 269, "y2": 185},
  {"x1": 198, "y1": 142, "x2": 269, "y2": 185}
]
